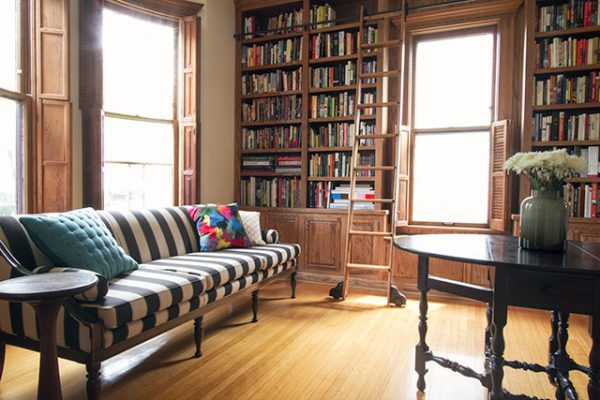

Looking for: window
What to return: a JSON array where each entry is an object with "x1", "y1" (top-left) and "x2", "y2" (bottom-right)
[
  {"x1": 410, "y1": 31, "x2": 496, "y2": 226},
  {"x1": 0, "y1": 0, "x2": 26, "y2": 216},
  {"x1": 102, "y1": 8, "x2": 177, "y2": 210}
]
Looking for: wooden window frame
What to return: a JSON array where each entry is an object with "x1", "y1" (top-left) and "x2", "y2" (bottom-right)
[
  {"x1": 396, "y1": 0, "x2": 522, "y2": 233},
  {"x1": 80, "y1": 0, "x2": 202, "y2": 209},
  {"x1": 408, "y1": 25, "x2": 498, "y2": 229}
]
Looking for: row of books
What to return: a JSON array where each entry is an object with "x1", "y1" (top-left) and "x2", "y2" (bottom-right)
[
  {"x1": 240, "y1": 177, "x2": 301, "y2": 208},
  {"x1": 309, "y1": 122, "x2": 375, "y2": 147},
  {"x1": 310, "y1": 92, "x2": 355, "y2": 118},
  {"x1": 534, "y1": 72, "x2": 600, "y2": 105},
  {"x1": 311, "y1": 61, "x2": 356, "y2": 88},
  {"x1": 242, "y1": 126, "x2": 301, "y2": 150},
  {"x1": 536, "y1": 37, "x2": 600, "y2": 68},
  {"x1": 309, "y1": 3, "x2": 336, "y2": 29},
  {"x1": 242, "y1": 9, "x2": 304, "y2": 38},
  {"x1": 309, "y1": 152, "x2": 375, "y2": 178},
  {"x1": 532, "y1": 111, "x2": 600, "y2": 141},
  {"x1": 242, "y1": 38, "x2": 303, "y2": 68},
  {"x1": 311, "y1": 31, "x2": 358, "y2": 59},
  {"x1": 241, "y1": 155, "x2": 302, "y2": 173},
  {"x1": 242, "y1": 69, "x2": 302, "y2": 96},
  {"x1": 564, "y1": 182, "x2": 600, "y2": 218},
  {"x1": 569, "y1": 145, "x2": 600, "y2": 176},
  {"x1": 307, "y1": 182, "x2": 375, "y2": 209},
  {"x1": 242, "y1": 95, "x2": 302, "y2": 122},
  {"x1": 537, "y1": 1, "x2": 600, "y2": 32}
]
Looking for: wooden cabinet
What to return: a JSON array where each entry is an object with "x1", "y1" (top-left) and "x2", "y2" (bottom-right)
[{"x1": 302, "y1": 215, "x2": 342, "y2": 273}]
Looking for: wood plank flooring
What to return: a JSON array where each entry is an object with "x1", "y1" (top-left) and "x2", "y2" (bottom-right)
[{"x1": 0, "y1": 281, "x2": 593, "y2": 399}]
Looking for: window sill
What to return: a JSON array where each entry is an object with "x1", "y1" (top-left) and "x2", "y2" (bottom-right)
[{"x1": 396, "y1": 224, "x2": 501, "y2": 235}]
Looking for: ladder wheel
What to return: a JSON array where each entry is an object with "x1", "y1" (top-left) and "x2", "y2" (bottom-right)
[
  {"x1": 389, "y1": 284, "x2": 406, "y2": 307},
  {"x1": 329, "y1": 281, "x2": 344, "y2": 300}
]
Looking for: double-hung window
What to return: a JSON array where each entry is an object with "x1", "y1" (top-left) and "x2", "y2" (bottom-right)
[
  {"x1": 410, "y1": 29, "x2": 496, "y2": 227},
  {"x1": 102, "y1": 7, "x2": 177, "y2": 210},
  {"x1": 0, "y1": 0, "x2": 27, "y2": 216}
]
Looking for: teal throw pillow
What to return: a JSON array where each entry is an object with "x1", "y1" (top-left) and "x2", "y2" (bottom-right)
[{"x1": 20, "y1": 208, "x2": 138, "y2": 279}]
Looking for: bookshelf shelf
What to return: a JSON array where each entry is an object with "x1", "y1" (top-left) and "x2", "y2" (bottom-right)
[
  {"x1": 535, "y1": 25, "x2": 600, "y2": 39},
  {"x1": 308, "y1": 21, "x2": 360, "y2": 34},
  {"x1": 565, "y1": 177, "x2": 600, "y2": 183},
  {"x1": 309, "y1": 83, "x2": 376, "y2": 94},
  {"x1": 309, "y1": 54, "x2": 358, "y2": 64},
  {"x1": 241, "y1": 61, "x2": 303, "y2": 72},
  {"x1": 532, "y1": 102, "x2": 600, "y2": 111},
  {"x1": 240, "y1": 119, "x2": 302, "y2": 127},
  {"x1": 532, "y1": 140, "x2": 600, "y2": 147},
  {"x1": 241, "y1": 148, "x2": 303, "y2": 154},
  {"x1": 241, "y1": 30, "x2": 303, "y2": 45},
  {"x1": 308, "y1": 146, "x2": 376, "y2": 152},
  {"x1": 309, "y1": 115, "x2": 376, "y2": 123},
  {"x1": 307, "y1": 176, "x2": 375, "y2": 182},
  {"x1": 534, "y1": 63, "x2": 600, "y2": 75},
  {"x1": 240, "y1": 171, "x2": 301, "y2": 177},
  {"x1": 241, "y1": 90, "x2": 303, "y2": 100}
]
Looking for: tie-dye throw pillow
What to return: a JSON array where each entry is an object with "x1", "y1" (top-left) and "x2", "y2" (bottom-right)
[{"x1": 188, "y1": 203, "x2": 252, "y2": 252}]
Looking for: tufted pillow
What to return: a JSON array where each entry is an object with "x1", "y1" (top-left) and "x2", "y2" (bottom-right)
[
  {"x1": 188, "y1": 203, "x2": 252, "y2": 252},
  {"x1": 239, "y1": 210, "x2": 266, "y2": 245},
  {"x1": 19, "y1": 209, "x2": 138, "y2": 279}
]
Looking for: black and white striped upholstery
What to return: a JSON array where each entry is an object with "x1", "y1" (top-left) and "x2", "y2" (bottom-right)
[{"x1": 261, "y1": 229, "x2": 279, "y2": 244}]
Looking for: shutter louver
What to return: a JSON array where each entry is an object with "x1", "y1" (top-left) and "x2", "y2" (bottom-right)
[
  {"x1": 489, "y1": 120, "x2": 510, "y2": 232},
  {"x1": 396, "y1": 125, "x2": 411, "y2": 225}
]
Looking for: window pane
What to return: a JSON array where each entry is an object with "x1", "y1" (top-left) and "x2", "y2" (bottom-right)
[
  {"x1": 0, "y1": 97, "x2": 23, "y2": 216},
  {"x1": 0, "y1": 0, "x2": 21, "y2": 92},
  {"x1": 414, "y1": 33, "x2": 494, "y2": 129},
  {"x1": 104, "y1": 117, "x2": 174, "y2": 209},
  {"x1": 103, "y1": 8, "x2": 175, "y2": 119},
  {"x1": 411, "y1": 132, "x2": 490, "y2": 224}
]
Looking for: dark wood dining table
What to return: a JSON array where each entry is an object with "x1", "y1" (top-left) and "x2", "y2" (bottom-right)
[{"x1": 394, "y1": 233, "x2": 600, "y2": 400}]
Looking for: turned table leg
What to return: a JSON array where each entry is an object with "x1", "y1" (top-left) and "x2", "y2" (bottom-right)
[
  {"x1": 415, "y1": 255, "x2": 429, "y2": 393},
  {"x1": 548, "y1": 311, "x2": 559, "y2": 385},
  {"x1": 32, "y1": 299, "x2": 64, "y2": 400},
  {"x1": 589, "y1": 316, "x2": 600, "y2": 400},
  {"x1": 490, "y1": 269, "x2": 508, "y2": 400}
]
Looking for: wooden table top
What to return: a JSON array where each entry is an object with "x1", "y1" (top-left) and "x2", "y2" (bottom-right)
[
  {"x1": 0, "y1": 273, "x2": 98, "y2": 302},
  {"x1": 394, "y1": 234, "x2": 600, "y2": 275}
]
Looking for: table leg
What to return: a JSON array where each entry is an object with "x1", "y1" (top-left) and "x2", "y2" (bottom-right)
[
  {"x1": 490, "y1": 269, "x2": 508, "y2": 400},
  {"x1": 548, "y1": 310, "x2": 559, "y2": 385},
  {"x1": 415, "y1": 255, "x2": 429, "y2": 393},
  {"x1": 589, "y1": 318, "x2": 600, "y2": 399},
  {"x1": 32, "y1": 299, "x2": 64, "y2": 400}
]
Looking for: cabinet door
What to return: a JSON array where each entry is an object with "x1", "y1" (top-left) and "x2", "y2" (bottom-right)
[
  {"x1": 301, "y1": 215, "x2": 342, "y2": 273},
  {"x1": 346, "y1": 215, "x2": 386, "y2": 280},
  {"x1": 569, "y1": 222, "x2": 600, "y2": 243},
  {"x1": 264, "y1": 213, "x2": 299, "y2": 244}
]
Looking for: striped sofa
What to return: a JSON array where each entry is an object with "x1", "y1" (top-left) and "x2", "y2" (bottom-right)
[{"x1": 0, "y1": 207, "x2": 300, "y2": 399}]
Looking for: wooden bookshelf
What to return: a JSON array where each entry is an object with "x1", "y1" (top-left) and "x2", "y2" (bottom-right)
[{"x1": 523, "y1": 0, "x2": 600, "y2": 226}]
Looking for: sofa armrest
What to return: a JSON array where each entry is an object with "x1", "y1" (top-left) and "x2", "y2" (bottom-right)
[
  {"x1": 261, "y1": 229, "x2": 279, "y2": 244},
  {"x1": 33, "y1": 266, "x2": 109, "y2": 302}
]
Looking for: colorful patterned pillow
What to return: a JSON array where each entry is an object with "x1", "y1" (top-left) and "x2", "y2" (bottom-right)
[{"x1": 188, "y1": 203, "x2": 252, "y2": 252}]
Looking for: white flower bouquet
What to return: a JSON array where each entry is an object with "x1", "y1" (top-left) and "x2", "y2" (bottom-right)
[{"x1": 503, "y1": 149, "x2": 587, "y2": 191}]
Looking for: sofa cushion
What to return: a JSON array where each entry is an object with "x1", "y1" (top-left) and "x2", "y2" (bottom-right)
[
  {"x1": 19, "y1": 209, "x2": 138, "y2": 279},
  {"x1": 142, "y1": 244, "x2": 301, "y2": 292},
  {"x1": 97, "y1": 207, "x2": 199, "y2": 264},
  {"x1": 79, "y1": 267, "x2": 205, "y2": 329},
  {"x1": 188, "y1": 203, "x2": 252, "y2": 252}
]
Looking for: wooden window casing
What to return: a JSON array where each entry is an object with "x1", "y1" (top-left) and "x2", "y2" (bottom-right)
[
  {"x1": 395, "y1": 0, "x2": 522, "y2": 233},
  {"x1": 80, "y1": 0, "x2": 202, "y2": 209}
]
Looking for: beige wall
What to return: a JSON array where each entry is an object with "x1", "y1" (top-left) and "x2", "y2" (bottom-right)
[{"x1": 69, "y1": 0, "x2": 236, "y2": 208}]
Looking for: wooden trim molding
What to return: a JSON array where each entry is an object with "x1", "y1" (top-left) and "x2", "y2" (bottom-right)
[
  {"x1": 108, "y1": 0, "x2": 203, "y2": 18},
  {"x1": 399, "y1": 0, "x2": 523, "y2": 26}
]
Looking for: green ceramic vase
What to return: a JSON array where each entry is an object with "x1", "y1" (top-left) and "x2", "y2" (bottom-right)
[{"x1": 519, "y1": 190, "x2": 568, "y2": 252}]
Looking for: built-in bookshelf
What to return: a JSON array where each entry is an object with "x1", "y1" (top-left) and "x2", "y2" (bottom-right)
[
  {"x1": 236, "y1": 0, "x2": 391, "y2": 210},
  {"x1": 525, "y1": 0, "x2": 600, "y2": 220}
]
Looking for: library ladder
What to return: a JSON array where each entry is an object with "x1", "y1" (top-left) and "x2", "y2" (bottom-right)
[{"x1": 329, "y1": 5, "x2": 407, "y2": 307}]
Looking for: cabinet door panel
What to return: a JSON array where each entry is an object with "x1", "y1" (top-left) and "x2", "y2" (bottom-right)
[
  {"x1": 264, "y1": 214, "x2": 299, "y2": 244},
  {"x1": 348, "y1": 216, "x2": 386, "y2": 279},
  {"x1": 302, "y1": 216, "x2": 341, "y2": 272}
]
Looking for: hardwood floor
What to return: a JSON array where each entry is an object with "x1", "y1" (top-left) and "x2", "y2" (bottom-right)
[{"x1": 0, "y1": 281, "x2": 593, "y2": 399}]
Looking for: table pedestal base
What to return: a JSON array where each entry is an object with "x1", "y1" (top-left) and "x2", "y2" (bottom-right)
[{"x1": 33, "y1": 299, "x2": 64, "y2": 400}]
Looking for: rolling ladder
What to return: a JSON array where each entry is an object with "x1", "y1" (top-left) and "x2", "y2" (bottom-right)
[{"x1": 329, "y1": 5, "x2": 407, "y2": 307}]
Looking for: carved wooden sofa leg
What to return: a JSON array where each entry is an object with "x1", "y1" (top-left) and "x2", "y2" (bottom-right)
[
  {"x1": 290, "y1": 271, "x2": 297, "y2": 299},
  {"x1": 86, "y1": 362, "x2": 101, "y2": 400},
  {"x1": 194, "y1": 317, "x2": 204, "y2": 358},
  {"x1": 252, "y1": 290, "x2": 259, "y2": 323},
  {"x1": 0, "y1": 342, "x2": 5, "y2": 382}
]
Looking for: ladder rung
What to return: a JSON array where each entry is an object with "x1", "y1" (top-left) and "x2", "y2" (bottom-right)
[
  {"x1": 357, "y1": 101, "x2": 400, "y2": 109},
  {"x1": 347, "y1": 263, "x2": 391, "y2": 271},
  {"x1": 362, "y1": 71, "x2": 401, "y2": 79},
  {"x1": 364, "y1": 11, "x2": 403, "y2": 21},
  {"x1": 352, "y1": 198, "x2": 394, "y2": 204},
  {"x1": 355, "y1": 133, "x2": 399, "y2": 139},
  {"x1": 361, "y1": 40, "x2": 402, "y2": 50},
  {"x1": 349, "y1": 230, "x2": 393, "y2": 237},
  {"x1": 354, "y1": 166, "x2": 396, "y2": 171}
]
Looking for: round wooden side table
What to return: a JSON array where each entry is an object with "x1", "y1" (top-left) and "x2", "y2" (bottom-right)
[{"x1": 0, "y1": 273, "x2": 98, "y2": 400}]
